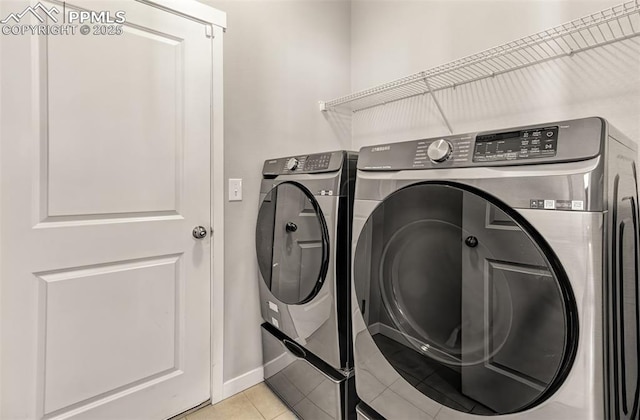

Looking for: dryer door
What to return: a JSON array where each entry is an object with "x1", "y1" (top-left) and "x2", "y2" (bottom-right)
[
  {"x1": 353, "y1": 181, "x2": 578, "y2": 415},
  {"x1": 256, "y1": 181, "x2": 329, "y2": 305}
]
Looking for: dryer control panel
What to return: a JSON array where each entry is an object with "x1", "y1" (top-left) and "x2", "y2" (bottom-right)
[
  {"x1": 358, "y1": 117, "x2": 604, "y2": 170},
  {"x1": 262, "y1": 151, "x2": 344, "y2": 176},
  {"x1": 473, "y1": 126, "x2": 558, "y2": 162}
]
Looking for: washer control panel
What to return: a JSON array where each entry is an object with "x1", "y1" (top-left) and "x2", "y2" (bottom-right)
[
  {"x1": 262, "y1": 151, "x2": 343, "y2": 175},
  {"x1": 426, "y1": 139, "x2": 453, "y2": 162},
  {"x1": 357, "y1": 117, "x2": 604, "y2": 170},
  {"x1": 285, "y1": 157, "x2": 299, "y2": 171},
  {"x1": 413, "y1": 136, "x2": 472, "y2": 167},
  {"x1": 473, "y1": 126, "x2": 558, "y2": 162}
]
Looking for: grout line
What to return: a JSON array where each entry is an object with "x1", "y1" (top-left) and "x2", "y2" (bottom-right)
[
  {"x1": 245, "y1": 381, "x2": 298, "y2": 420},
  {"x1": 243, "y1": 392, "x2": 265, "y2": 419},
  {"x1": 244, "y1": 383, "x2": 291, "y2": 420},
  {"x1": 242, "y1": 386, "x2": 269, "y2": 420},
  {"x1": 217, "y1": 392, "x2": 268, "y2": 419}
]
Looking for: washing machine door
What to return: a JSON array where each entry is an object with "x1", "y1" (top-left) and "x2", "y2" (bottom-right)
[
  {"x1": 256, "y1": 181, "x2": 329, "y2": 305},
  {"x1": 353, "y1": 181, "x2": 578, "y2": 415}
]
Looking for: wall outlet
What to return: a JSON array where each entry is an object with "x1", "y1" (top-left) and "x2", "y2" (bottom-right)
[{"x1": 228, "y1": 178, "x2": 242, "y2": 201}]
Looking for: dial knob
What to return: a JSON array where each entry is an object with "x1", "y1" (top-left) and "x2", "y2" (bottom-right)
[
  {"x1": 427, "y1": 139, "x2": 453, "y2": 163},
  {"x1": 286, "y1": 158, "x2": 299, "y2": 171}
]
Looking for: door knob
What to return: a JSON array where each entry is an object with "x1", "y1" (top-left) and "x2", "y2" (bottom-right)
[
  {"x1": 192, "y1": 226, "x2": 208, "y2": 239},
  {"x1": 285, "y1": 222, "x2": 298, "y2": 233},
  {"x1": 465, "y1": 236, "x2": 478, "y2": 247}
]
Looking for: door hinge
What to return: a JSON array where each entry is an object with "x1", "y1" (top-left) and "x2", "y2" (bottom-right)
[{"x1": 205, "y1": 25, "x2": 214, "y2": 38}]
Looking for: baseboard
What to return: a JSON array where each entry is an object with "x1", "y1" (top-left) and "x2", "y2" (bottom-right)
[{"x1": 221, "y1": 366, "x2": 264, "y2": 400}]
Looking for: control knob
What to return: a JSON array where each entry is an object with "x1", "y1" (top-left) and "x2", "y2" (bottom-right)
[
  {"x1": 427, "y1": 139, "x2": 453, "y2": 163},
  {"x1": 286, "y1": 158, "x2": 299, "y2": 171}
]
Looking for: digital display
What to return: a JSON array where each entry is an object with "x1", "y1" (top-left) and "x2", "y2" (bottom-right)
[
  {"x1": 304, "y1": 153, "x2": 331, "y2": 171},
  {"x1": 473, "y1": 126, "x2": 558, "y2": 162}
]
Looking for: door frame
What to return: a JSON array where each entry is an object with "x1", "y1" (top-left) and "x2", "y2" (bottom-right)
[
  {"x1": 0, "y1": 0, "x2": 228, "y2": 409},
  {"x1": 141, "y1": 0, "x2": 227, "y2": 405}
]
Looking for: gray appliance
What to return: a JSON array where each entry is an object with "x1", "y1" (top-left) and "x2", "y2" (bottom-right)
[
  {"x1": 256, "y1": 151, "x2": 358, "y2": 419},
  {"x1": 350, "y1": 117, "x2": 639, "y2": 419}
]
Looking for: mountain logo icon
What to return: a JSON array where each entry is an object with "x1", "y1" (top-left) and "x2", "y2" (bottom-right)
[{"x1": 1, "y1": 2, "x2": 59, "y2": 24}]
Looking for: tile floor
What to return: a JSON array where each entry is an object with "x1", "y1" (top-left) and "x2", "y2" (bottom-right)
[{"x1": 179, "y1": 383, "x2": 297, "y2": 420}]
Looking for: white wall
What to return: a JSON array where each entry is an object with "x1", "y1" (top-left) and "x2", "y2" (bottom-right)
[
  {"x1": 350, "y1": 0, "x2": 640, "y2": 149},
  {"x1": 197, "y1": 0, "x2": 351, "y2": 388}
]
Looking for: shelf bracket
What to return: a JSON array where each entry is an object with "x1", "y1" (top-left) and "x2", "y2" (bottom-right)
[{"x1": 422, "y1": 75, "x2": 453, "y2": 135}]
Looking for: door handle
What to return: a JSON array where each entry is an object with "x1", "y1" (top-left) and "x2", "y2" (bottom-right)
[
  {"x1": 283, "y1": 339, "x2": 306, "y2": 359},
  {"x1": 465, "y1": 236, "x2": 478, "y2": 247},
  {"x1": 285, "y1": 222, "x2": 298, "y2": 233},
  {"x1": 192, "y1": 226, "x2": 208, "y2": 239}
]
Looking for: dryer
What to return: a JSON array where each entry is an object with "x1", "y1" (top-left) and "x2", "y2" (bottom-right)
[
  {"x1": 256, "y1": 151, "x2": 358, "y2": 419},
  {"x1": 350, "y1": 117, "x2": 639, "y2": 419}
]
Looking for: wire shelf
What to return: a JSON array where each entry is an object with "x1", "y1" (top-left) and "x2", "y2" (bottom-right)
[{"x1": 320, "y1": 0, "x2": 640, "y2": 114}]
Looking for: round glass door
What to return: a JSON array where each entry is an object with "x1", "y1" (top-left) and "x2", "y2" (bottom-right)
[
  {"x1": 256, "y1": 181, "x2": 329, "y2": 305},
  {"x1": 353, "y1": 182, "x2": 578, "y2": 415}
]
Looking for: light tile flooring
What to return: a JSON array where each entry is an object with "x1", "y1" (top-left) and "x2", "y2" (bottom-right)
[{"x1": 180, "y1": 383, "x2": 297, "y2": 420}]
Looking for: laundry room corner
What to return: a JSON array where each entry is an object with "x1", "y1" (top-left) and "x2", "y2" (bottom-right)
[
  {"x1": 349, "y1": 0, "x2": 640, "y2": 150},
  {"x1": 194, "y1": 0, "x2": 640, "y2": 404},
  {"x1": 195, "y1": 0, "x2": 352, "y2": 401}
]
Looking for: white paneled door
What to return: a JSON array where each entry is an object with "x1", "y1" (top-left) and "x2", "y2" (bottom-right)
[{"x1": 1, "y1": 1, "x2": 214, "y2": 418}]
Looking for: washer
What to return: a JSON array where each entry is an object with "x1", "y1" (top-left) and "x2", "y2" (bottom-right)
[
  {"x1": 350, "y1": 117, "x2": 639, "y2": 419},
  {"x1": 257, "y1": 150, "x2": 358, "y2": 419}
]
